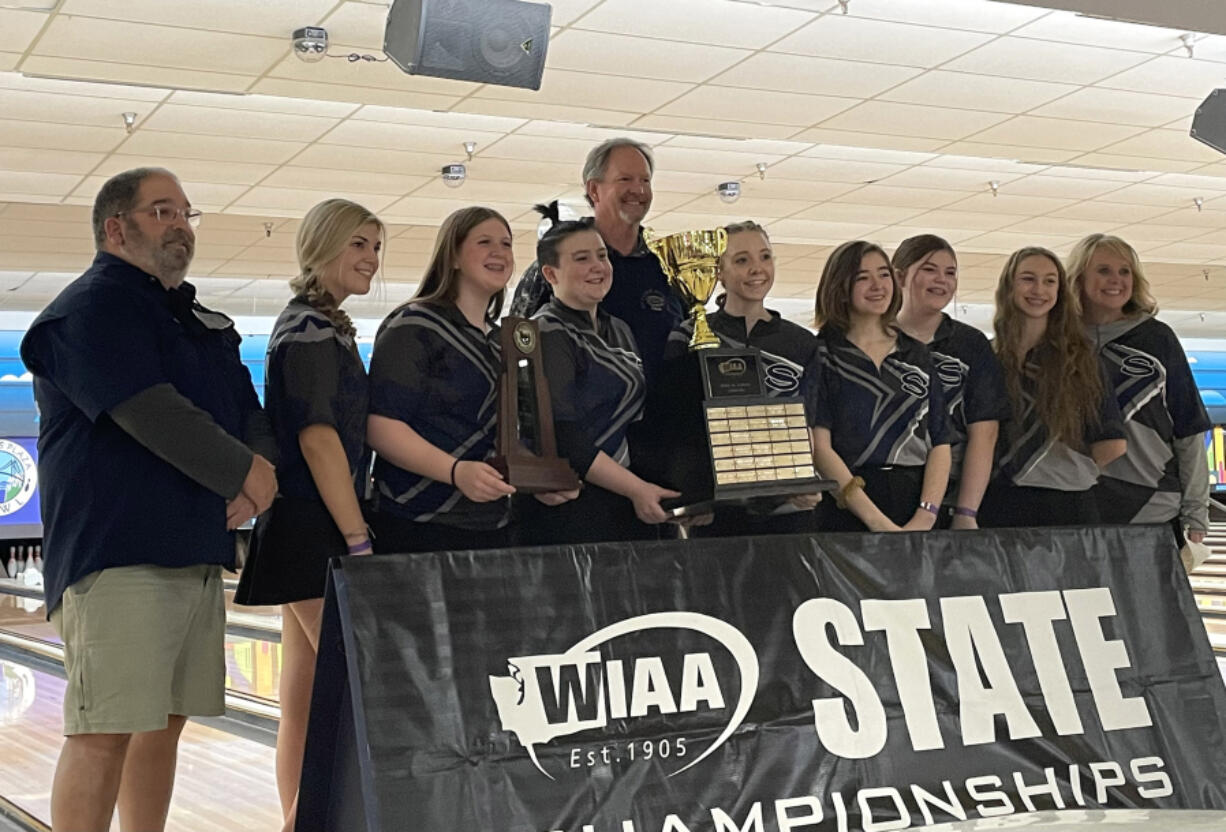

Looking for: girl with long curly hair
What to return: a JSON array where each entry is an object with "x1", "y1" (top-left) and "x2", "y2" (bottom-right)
[{"x1": 979, "y1": 246, "x2": 1126, "y2": 527}]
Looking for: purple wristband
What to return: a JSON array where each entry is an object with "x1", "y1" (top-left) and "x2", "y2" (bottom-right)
[
  {"x1": 347, "y1": 540, "x2": 372, "y2": 554},
  {"x1": 919, "y1": 501, "x2": 940, "y2": 516},
  {"x1": 953, "y1": 506, "x2": 977, "y2": 518}
]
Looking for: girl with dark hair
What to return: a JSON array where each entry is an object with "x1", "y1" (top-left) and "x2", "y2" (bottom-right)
[
  {"x1": 811, "y1": 240, "x2": 951, "y2": 532},
  {"x1": 1068, "y1": 233, "x2": 1210, "y2": 543},
  {"x1": 365, "y1": 207, "x2": 518, "y2": 553},
  {"x1": 980, "y1": 246, "x2": 1126, "y2": 527},
  {"x1": 518, "y1": 202, "x2": 679, "y2": 545},
  {"x1": 234, "y1": 198, "x2": 382, "y2": 832},
  {"x1": 663, "y1": 220, "x2": 823, "y2": 536},
  {"x1": 893, "y1": 234, "x2": 1009, "y2": 529}
]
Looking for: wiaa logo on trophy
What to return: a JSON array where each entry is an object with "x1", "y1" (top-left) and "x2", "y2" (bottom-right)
[{"x1": 488, "y1": 612, "x2": 758, "y2": 779}]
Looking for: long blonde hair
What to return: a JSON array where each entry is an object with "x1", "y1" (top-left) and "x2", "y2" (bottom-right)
[
  {"x1": 993, "y1": 246, "x2": 1103, "y2": 448},
  {"x1": 1066, "y1": 233, "x2": 1157, "y2": 318},
  {"x1": 410, "y1": 206, "x2": 511, "y2": 323},
  {"x1": 292, "y1": 198, "x2": 384, "y2": 339}
]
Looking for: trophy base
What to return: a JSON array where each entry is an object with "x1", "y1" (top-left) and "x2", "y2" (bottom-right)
[
  {"x1": 664, "y1": 478, "x2": 838, "y2": 519},
  {"x1": 689, "y1": 306, "x2": 721, "y2": 351},
  {"x1": 489, "y1": 454, "x2": 581, "y2": 494}
]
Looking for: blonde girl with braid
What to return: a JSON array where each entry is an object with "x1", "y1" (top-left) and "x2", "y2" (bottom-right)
[{"x1": 235, "y1": 198, "x2": 384, "y2": 832}]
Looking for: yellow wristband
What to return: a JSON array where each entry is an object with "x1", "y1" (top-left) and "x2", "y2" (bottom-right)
[{"x1": 835, "y1": 476, "x2": 865, "y2": 510}]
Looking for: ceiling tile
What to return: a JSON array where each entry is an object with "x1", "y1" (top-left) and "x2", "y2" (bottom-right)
[
  {"x1": 260, "y1": 167, "x2": 431, "y2": 197},
  {"x1": 957, "y1": 230, "x2": 1082, "y2": 253},
  {"x1": 0, "y1": 170, "x2": 81, "y2": 197},
  {"x1": 0, "y1": 148, "x2": 103, "y2": 176},
  {"x1": 996, "y1": 175, "x2": 1126, "y2": 200},
  {"x1": 351, "y1": 106, "x2": 524, "y2": 133},
  {"x1": 934, "y1": 142, "x2": 1082, "y2": 165},
  {"x1": 250, "y1": 78, "x2": 462, "y2": 111},
  {"x1": 1095, "y1": 129, "x2": 1224, "y2": 164},
  {"x1": 1068, "y1": 153, "x2": 1203, "y2": 174},
  {"x1": 631, "y1": 114, "x2": 802, "y2": 141},
  {"x1": 0, "y1": 9, "x2": 49, "y2": 52},
  {"x1": 842, "y1": 0, "x2": 1048, "y2": 32},
  {"x1": 1105, "y1": 182, "x2": 1216, "y2": 208},
  {"x1": 319, "y1": 1, "x2": 389, "y2": 50},
  {"x1": 20, "y1": 55, "x2": 252, "y2": 94},
  {"x1": 765, "y1": 218, "x2": 891, "y2": 244},
  {"x1": 877, "y1": 166, "x2": 1023, "y2": 192},
  {"x1": 818, "y1": 101, "x2": 1011, "y2": 141},
  {"x1": 456, "y1": 97, "x2": 640, "y2": 127},
  {"x1": 547, "y1": 30, "x2": 748, "y2": 83},
  {"x1": 880, "y1": 71, "x2": 1075, "y2": 114},
  {"x1": 34, "y1": 16, "x2": 285, "y2": 75},
  {"x1": 1009, "y1": 10, "x2": 1184, "y2": 53},
  {"x1": 943, "y1": 192, "x2": 1078, "y2": 216},
  {"x1": 409, "y1": 179, "x2": 567, "y2": 204},
  {"x1": 472, "y1": 69, "x2": 691, "y2": 113},
  {"x1": 292, "y1": 144, "x2": 458, "y2": 176},
  {"x1": 58, "y1": 0, "x2": 339, "y2": 37},
  {"x1": 320, "y1": 120, "x2": 507, "y2": 155},
  {"x1": 167, "y1": 90, "x2": 359, "y2": 118},
  {"x1": 906, "y1": 209, "x2": 1019, "y2": 232},
  {"x1": 572, "y1": 0, "x2": 815, "y2": 49},
  {"x1": 93, "y1": 155, "x2": 274, "y2": 185},
  {"x1": 1048, "y1": 201, "x2": 1174, "y2": 224},
  {"x1": 791, "y1": 203, "x2": 926, "y2": 225},
  {"x1": 767, "y1": 156, "x2": 908, "y2": 184},
  {"x1": 118, "y1": 130, "x2": 304, "y2": 164},
  {"x1": 966, "y1": 116, "x2": 1145, "y2": 152},
  {"x1": 775, "y1": 15, "x2": 992, "y2": 66},
  {"x1": 1098, "y1": 55, "x2": 1226, "y2": 98},
  {"x1": 943, "y1": 37, "x2": 1150, "y2": 85},
  {"x1": 831, "y1": 183, "x2": 968, "y2": 210},
  {"x1": 787, "y1": 128, "x2": 946, "y2": 153},
  {"x1": 0, "y1": 53, "x2": 18, "y2": 72},
  {"x1": 264, "y1": 48, "x2": 477, "y2": 96},
  {"x1": 656, "y1": 86, "x2": 855, "y2": 128},
  {"x1": 230, "y1": 187, "x2": 398, "y2": 216},
  {"x1": 0, "y1": 119, "x2": 122, "y2": 153},
  {"x1": 139, "y1": 103, "x2": 339, "y2": 142},
  {"x1": 1029, "y1": 87, "x2": 1197, "y2": 128},
  {"x1": 547, "y1": 0, "x2": 605, "y2": 27},
  {"x1": 710, "y1": 53, "x2": 921, "y2": 99},
  {"x1": 651, "y1": 146, "x2": 790, "y2": 177}
]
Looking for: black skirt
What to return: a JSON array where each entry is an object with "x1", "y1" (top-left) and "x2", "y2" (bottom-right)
[
  {"x1": 235, "y1": 496, "x2": 344, "y2": 606},
  {"x1": 819, "y1": 465, "x2": 924, "y2": 532}
]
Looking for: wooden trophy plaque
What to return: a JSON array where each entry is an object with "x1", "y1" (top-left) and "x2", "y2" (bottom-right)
[{"x1": 489, "y1": 317, "x2": 581, "y2": 493}]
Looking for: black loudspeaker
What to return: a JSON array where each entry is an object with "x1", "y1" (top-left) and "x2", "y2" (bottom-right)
[
  {"x1": 384, "y1": 0, "x2": 551, "y2": 91},
  {"x1": 1191, "y1": 89, "x2": 1226, "y2": 155}
]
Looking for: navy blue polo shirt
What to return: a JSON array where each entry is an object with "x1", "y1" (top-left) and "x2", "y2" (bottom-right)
[
  {"x1": 813, "y1": 328, "x2": 949, "y2": 469},
  {"x1": 20, "y1": 252, "x2": 260, "y2": 615},
  {"x1": 929, "y1": 314, "x2": 1010, "y2": 483},
  {"x1": 264, "y1": 297, "x2": 369, "y2": 501},
  {"x1": 600, "y1": 234, "x2": 684, "y2": 386},
  {"x1": 534, "y1": 297, "x2": 645, "y2": 474},
  {"x1": 368, "y1": 300, "x2": 508, "y2": 530}
]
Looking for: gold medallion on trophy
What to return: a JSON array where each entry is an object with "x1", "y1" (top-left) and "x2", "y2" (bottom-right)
[{"x1": 645, "y1": 228, "x2": 727, "y2": 351}]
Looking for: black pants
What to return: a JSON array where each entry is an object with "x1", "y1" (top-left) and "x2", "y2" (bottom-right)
[
  {"x1": 978, "y1": 481, "x2": 1099, "y2": 528},
  {"x1": 820, "y1": 465, "x2": 924, "y2": 532},
  {"x1": 514, "y1": 483, "x2": 665, "y2": 547},
  {"x1": 1091, "y1": 476, "x2": 1186, "y2": 547},
  {"x1": 367, "y1": 508, "x2": 511, "y2": 555}
]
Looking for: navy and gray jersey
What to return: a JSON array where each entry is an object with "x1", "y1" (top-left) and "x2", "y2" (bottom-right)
[
  {"x1": 368, "y1": 301, "x2": 507, "y2": 530},
  {"x1": 534, "y1": 297, "x2": 645, "y2": 475},
  {"x1": 264, "y1": 297, "x2": 369, "y2": 502},
  {"x1": 1090, "y1": 315, "x2": 1211, "y2": 520},
  {"x1": 994, "y1": 352, "x2": 1126, "y2": 492},
  {"x1": 813, "y1": 328, "x2": 949, "y2": 469},
  {"x1": 664, "y1": 307, "x2": 821, "y2": 423},
  {"x1": 929, "y1": 314, "x2": 1010, "y2": 479}
]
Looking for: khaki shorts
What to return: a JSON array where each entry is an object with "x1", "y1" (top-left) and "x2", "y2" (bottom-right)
[{"x1": 51, "y1": 563, "x2": 225, "y2": 735}]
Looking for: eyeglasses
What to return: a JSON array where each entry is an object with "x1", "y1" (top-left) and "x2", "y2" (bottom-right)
[{"x1": 115, "y1": 205, "x2": 203, "y2": 229}]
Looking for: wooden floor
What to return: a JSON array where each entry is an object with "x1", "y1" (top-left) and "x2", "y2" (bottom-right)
[{"x1": 0, "y1": 662, "x2": 282, "y2": 831}]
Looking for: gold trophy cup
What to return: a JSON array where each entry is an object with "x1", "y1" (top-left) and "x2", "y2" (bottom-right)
[{"x1": 646, "y1": 228, "x2": 727, "y2": 351}]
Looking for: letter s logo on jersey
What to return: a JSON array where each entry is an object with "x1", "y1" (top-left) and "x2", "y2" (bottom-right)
[
  {"x1": 934, "y1": 355, "x2": 964, "y2": 389},
  {"x1": 1121, "y1": 354, "x2": 1157, "y2": 379},
  {"x1": 764, "y1": 361, "x2": 802, "y2": 396},
  {"x1": 900, "y1": 371, "x2": 929, "y2": 399}
]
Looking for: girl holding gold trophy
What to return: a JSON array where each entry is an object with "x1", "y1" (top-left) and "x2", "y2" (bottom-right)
[{"x1": 664, "y1": 220, "x2": 824, "y2": 537}]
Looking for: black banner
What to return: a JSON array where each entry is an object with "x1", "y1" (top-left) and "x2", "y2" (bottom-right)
[{"x1": 298, "y1": 526, "x2": 1226, "y2": 831}]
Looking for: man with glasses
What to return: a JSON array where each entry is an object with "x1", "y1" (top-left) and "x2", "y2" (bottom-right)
[{"x1": 20, "y1": 167, "x2": 277, "y2": 831}]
